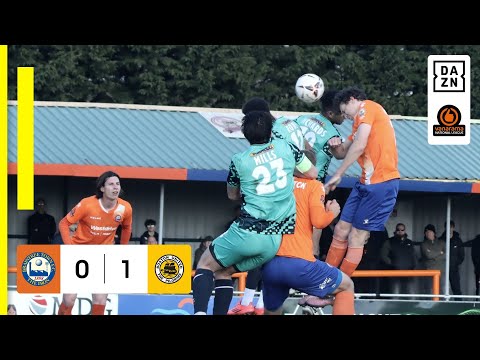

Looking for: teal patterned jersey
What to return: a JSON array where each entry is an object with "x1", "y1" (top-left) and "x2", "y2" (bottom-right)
[
  {"x1": 227, "y1": 138, "x2": 305, "y2": 235},
  {"x1": 272, "y1": 116, "x2": 306, "y2": 150},
  {"x1": 295, "y1": 114, "x2": 341, "y2": 182}
]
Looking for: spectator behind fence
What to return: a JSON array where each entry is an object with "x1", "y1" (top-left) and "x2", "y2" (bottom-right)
[
  {"x1": 193, "y1": 236, "x2": 213, "y2": 270},
  {"x1": 419, "y1": 224, "x2": 446, "y2": 296},
  {"x1": 463, "y1": 234, "x2": 480, "y2": 295},
  {"x1": 147, "y1": 235, "x2": 158, "y2": 245},
  {"x1": 139, "y1": 219, "x2": 159, "y2": 245},
  {"x1": 438, "y1": 220, "x2": 464, "y2": 297},
  {"x1": 380, "y1": 223, "x2": 417, "y2": 298},
  {"x1": 27, "y1": 198, "x2": 56, "y2": 244}
]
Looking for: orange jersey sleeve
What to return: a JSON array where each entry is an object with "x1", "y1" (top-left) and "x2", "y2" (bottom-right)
[
  {"x1": 119, "y1": 209, "x2": 133, "y2": 244},
  {"x1": 277, "y1": 178, "x2": 335, "y2": 261},
  {"x1": 58, "y1": 216, "x2": 74, "y2": 244},
  {"x1": 348, "y1": 100, "x2": 400, "y2": 184},
  {"x1": 66, "y1": 195, "x2": 133, "y2": 245}
]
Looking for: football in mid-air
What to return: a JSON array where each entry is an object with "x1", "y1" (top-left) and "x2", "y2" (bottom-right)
[{"x1": 295, "y1": 73, "x2": 324, "y2": 103}]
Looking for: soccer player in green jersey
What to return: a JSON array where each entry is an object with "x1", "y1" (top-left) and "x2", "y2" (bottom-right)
[
  {"x1": 295, "y1": 90, "x2": 346, "y2": 259},
  {"x1": 295, "y1": 90, "x2": 346, "y2": 183},
  {"x1": 192, "y1": 110, "x2": 318, "y2": 315}
]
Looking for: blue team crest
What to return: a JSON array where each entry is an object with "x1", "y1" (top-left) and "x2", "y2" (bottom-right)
[{"x1": 21, "y1": 252, "x2": 56, "y2": 286}]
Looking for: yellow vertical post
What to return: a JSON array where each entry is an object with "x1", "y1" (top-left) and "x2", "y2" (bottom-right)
[
  {"x1": 17, "y1": 67, "x2": 34, "y2": 210},
  {"x1": 0, "y1": 45, "x2": 8, "y2": 315}
]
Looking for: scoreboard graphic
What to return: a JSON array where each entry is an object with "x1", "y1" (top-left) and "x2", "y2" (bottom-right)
[{"x1": 16, "y1": 244, "x2": 192, "y2": 295}]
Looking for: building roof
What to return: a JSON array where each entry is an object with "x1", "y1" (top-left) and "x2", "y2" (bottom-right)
[{"x1": 7, "y1": 101, "x2": 480, "y2": 193}]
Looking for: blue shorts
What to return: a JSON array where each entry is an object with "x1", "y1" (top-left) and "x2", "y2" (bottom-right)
[
  {"x1": 340, "y1": 178, "x2": 399, "y2": 231},
  {"x1": 262, "y1": 256, "x2": 342, "y2": 312}
]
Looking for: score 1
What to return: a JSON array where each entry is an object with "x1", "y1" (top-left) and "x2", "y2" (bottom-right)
[{"x1": 60, "y1": 245, "x2": 148, "y2": 294}]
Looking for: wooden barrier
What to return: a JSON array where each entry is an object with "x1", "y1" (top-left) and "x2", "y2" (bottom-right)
[{"x1": 352, "y1": 269, "x2": 441, "y2": 301}]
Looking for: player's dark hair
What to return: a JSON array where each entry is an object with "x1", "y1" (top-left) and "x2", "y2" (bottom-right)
[
  {"x1": 96, "y1": 170, "x2": 121, "y2": 198},
  {"x1": 333, "y1": 86, "x2": 367, "y2": 109},
  {"x1": 242, "y1": 97, "x2": 270, "y2": 115},
  {"x1": 320, "y1": 90, "x2": 340, "y2": 113},
  {"x1": 241, "y1": 111, "x2": 274, "y2": 145}
]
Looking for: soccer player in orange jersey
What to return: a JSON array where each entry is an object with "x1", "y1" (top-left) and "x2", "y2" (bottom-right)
[
  {"x1": 56, "y1": 170, "x2": 133, "y2": 315},
  {"x1": 262, "y1": 151, "x2": 355, "y2": 315},
  {"x1": 324, "y1": 87, "x2": 400, "y2": 278}
]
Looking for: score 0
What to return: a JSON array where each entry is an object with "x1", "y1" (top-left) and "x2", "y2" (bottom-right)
[{"x1": 60, "y1": 245, "x2": 148, "y2": 294}]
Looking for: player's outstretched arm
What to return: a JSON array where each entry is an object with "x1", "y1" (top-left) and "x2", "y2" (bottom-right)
[
  {"x1": 328, "y1": 137, "x2": 350, "y2": 160},
  {"x1": 330, "y1": 123, "x2": 370, "y2": 180}
]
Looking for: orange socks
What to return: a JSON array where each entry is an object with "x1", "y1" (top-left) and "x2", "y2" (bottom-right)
[
  {"x1": 339, "y1": 246, "x2": 364, "y2": 276},
  {"x1": 325, "y1": 237, "x2": 348, "y2": 267},
  {"x1": 333, "y1": 291, "x2": 355, "y2": 315},
  {"x1": 58, "y1": 302, "x2": 106, "y2": 315},
  {"x1": 91, "y1": 304, "x2": 106, "y2": 315},
  {"x1": 58, "y1": 302, "x2": 73, "y2": 315}
]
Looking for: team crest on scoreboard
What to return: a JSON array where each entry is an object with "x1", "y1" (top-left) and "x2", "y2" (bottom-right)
[
  {"x1": 21, "y1": 252, "x2": 56, "y2": 286},
  {"x1": 155, "y1": 254, "x2": 184, "y2": 284}
]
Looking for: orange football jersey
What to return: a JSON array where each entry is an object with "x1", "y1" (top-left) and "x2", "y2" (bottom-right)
[
  {"x1": 60, "y1": 195, "x2": 132, "y2": 245},
  {"x1": 277, "y1": 178, "x2": 335, "y2": 261},
  {"x1": 348, "y1": 100, "x2": 400, "y2": 184}
]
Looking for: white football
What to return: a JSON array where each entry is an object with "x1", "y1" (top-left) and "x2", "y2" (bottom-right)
[{"x1": 295, "y1": 73, "x2": 325, "y2": 103}]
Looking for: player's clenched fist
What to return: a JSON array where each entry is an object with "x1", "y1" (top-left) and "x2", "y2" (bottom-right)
[
  {"x1": 328, "y1": 136, "x2": 343, "y2": 148},
  {"x1": 325, "y1": 199, "x2": 340, "y2": 218}
]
